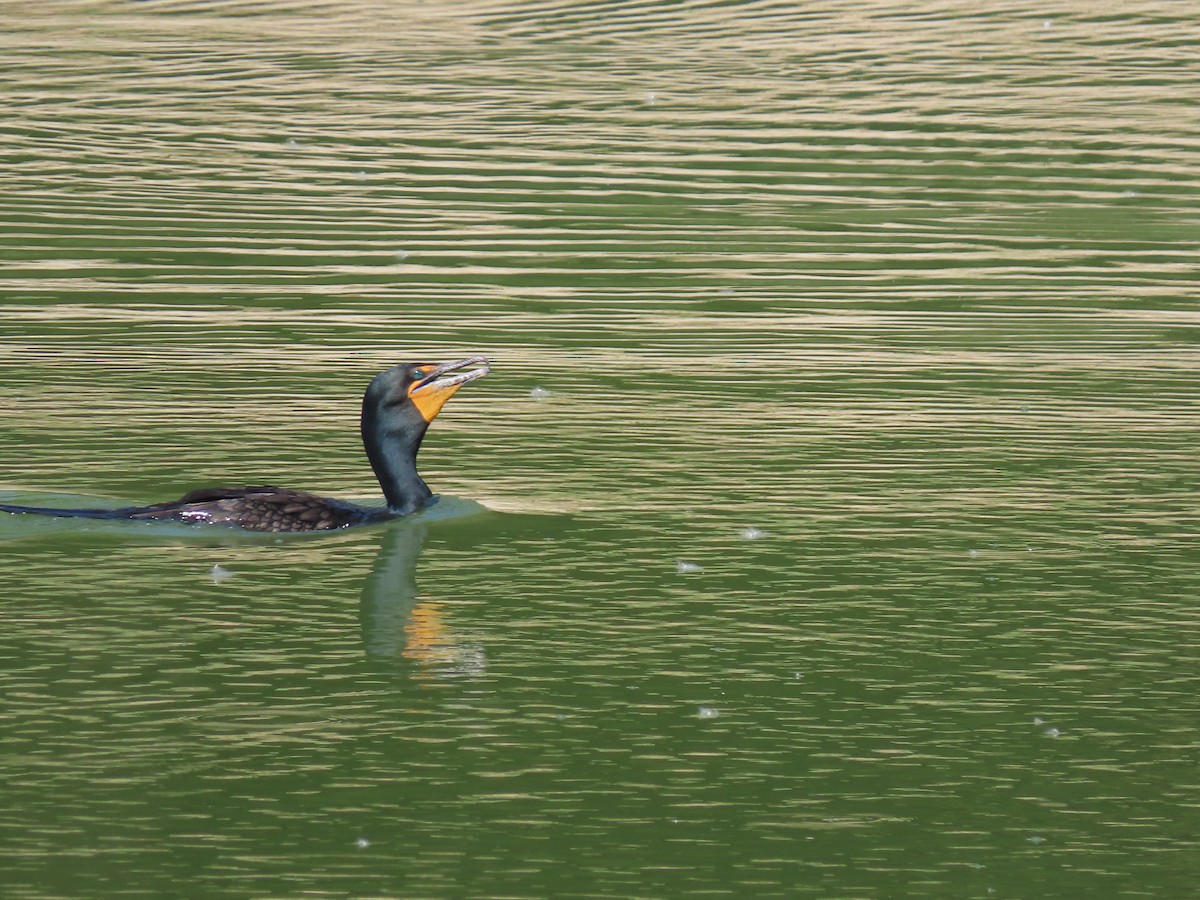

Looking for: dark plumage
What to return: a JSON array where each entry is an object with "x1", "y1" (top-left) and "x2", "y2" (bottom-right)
[
  {"x1": 128, "y1": 486, "x2": 390, "y2": 531},
  {"x1": 0, "y1": 357, "x2": 489, "y2": 533}
]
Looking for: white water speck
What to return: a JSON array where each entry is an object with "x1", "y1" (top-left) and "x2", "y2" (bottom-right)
[
  {"x1": 1029, "y1": 835, "x2": 1044, "y2": 845},
  {"x1": 394, "y1": 249, "x2": 409, "y2": 262},
  {"x1": 645, "y1": 92, "x2": 659, "y2": 105},
  {"x1": 698, "y1": 706, "x2": 719, "y2": 719},
  {"x1": 356, "y1": 837, "x2": 370, "y2": 849},
  {"x1": 740, "y1": 527, "x2": 768, "y2": 540},
  {"x1": 1033, "y1": 717, "x2": 1044, "y2": 726},
  {"x1": 210, "y1": 564, "x2": 233, "y2": 585},
  {"x1": 529, "y1": 386, "x2": 552, "y2": 400},
  {"x1": 1043, "y1": 727, "x2": 1062, "y2": 738},
  {"x1": 968, "y1": 549, "x2": 979, "y2": 559},
  {"x1": 676, "y1": 560, "x2": 703, "y2": 574}
]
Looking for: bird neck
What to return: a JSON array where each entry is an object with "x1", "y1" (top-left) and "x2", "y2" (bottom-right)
[{"x1": 361, "y1": 416, "x2": 432, "y2": 516}]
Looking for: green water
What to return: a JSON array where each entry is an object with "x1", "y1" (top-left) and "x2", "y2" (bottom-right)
[{"x1": 2, "y1": 2, "x2": 1198, "y2": 897}]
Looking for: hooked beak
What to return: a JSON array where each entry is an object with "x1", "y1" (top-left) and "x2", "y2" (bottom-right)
[{"x1": 408, "y1": 356, "x2": 490, "y2": 423}]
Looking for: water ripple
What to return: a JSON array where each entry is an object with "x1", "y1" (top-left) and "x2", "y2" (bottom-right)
[{"x1": 1, "y1": 1, "x2": 1198, "y2": 897}]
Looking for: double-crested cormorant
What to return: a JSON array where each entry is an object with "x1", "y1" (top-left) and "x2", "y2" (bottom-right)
[{"x1": 0, "y1": 356, "x2": 490, "y2": 533}]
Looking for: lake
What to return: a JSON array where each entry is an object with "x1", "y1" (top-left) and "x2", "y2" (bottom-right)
[{"x1": 1, "y1": 2, "x2": 1197, "y2": 896}]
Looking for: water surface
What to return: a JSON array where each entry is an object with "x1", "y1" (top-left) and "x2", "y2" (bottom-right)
[{"x1": 1, "y1": 1, "x2": 1198, "y2": 896}]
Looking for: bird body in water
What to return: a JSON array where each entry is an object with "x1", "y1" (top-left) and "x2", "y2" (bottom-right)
[{"x1": 0, "y1": 356, "x2": 490, "y2": 533}]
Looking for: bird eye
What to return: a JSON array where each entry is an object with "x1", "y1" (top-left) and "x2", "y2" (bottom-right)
[{"x1": 410, "y1": 368, "x2": 427, "y2": 382}]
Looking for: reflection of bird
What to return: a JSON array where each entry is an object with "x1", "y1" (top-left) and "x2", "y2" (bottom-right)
[
  {"x1": 361, "y1": 522, "x2": 429, "y2": 660},
  {"x1": 0, "y1": 357, "x2": 490, "y2": 533},
  {"x1": 360, "y1": 517, "x2": 487, "y2": 677}
]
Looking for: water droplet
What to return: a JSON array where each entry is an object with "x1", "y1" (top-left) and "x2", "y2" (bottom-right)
[
  {"x1": 676, "y1": 560, "x2": 702, "y2": 574},
  {"x1": 210, "y1": 564, "x2": 233, "y2": 584},
  {"x1": 968, "y1": 549, "x2": 979, "y2": 559},
  {"x1": 645, "y1": 92, "x2": 659, "y2": 105},
  {"x1": 1043, "y1": 727, "x2": 1061, "y2": 738},
  {"x1": 1033, "y1": 717, "x2": 1044, "y2": 726},
  {"x1": 698, "y1": 706, "x2": 719, "y2": 719},
  {"x1": 740, "y1": 527, "x2": 767, "y2": 540},
  {"x1": 1029, "y1": 835, "x2": 1044, "y2": 845},
  {"x1": 356, "y1": 837, "x2": 370, "y2": 849},
  {"x1": 529, "y1": 386, "x2": 552, "y2": 400},
  {"x1": 394, "y1": 249, "x2": 409, "y2": 262}
]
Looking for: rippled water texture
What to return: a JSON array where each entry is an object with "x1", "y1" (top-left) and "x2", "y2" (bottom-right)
[{"x1": 1, "y1": 2, "x2": 1198, "y2": 896}]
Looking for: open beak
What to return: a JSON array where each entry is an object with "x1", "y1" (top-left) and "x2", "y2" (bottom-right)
[{"x1": 408, "y1": 356, "x2": 490, "y2": 423}]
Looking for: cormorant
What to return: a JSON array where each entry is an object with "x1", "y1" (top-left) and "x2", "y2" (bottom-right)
[{"x1": 0, "y1": 356, "x2": 489, "y2": 533}]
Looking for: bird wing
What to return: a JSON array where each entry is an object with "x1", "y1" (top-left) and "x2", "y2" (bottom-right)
[{"x1": 129, "y1": 486, "x2": 373, "y2": 532}]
